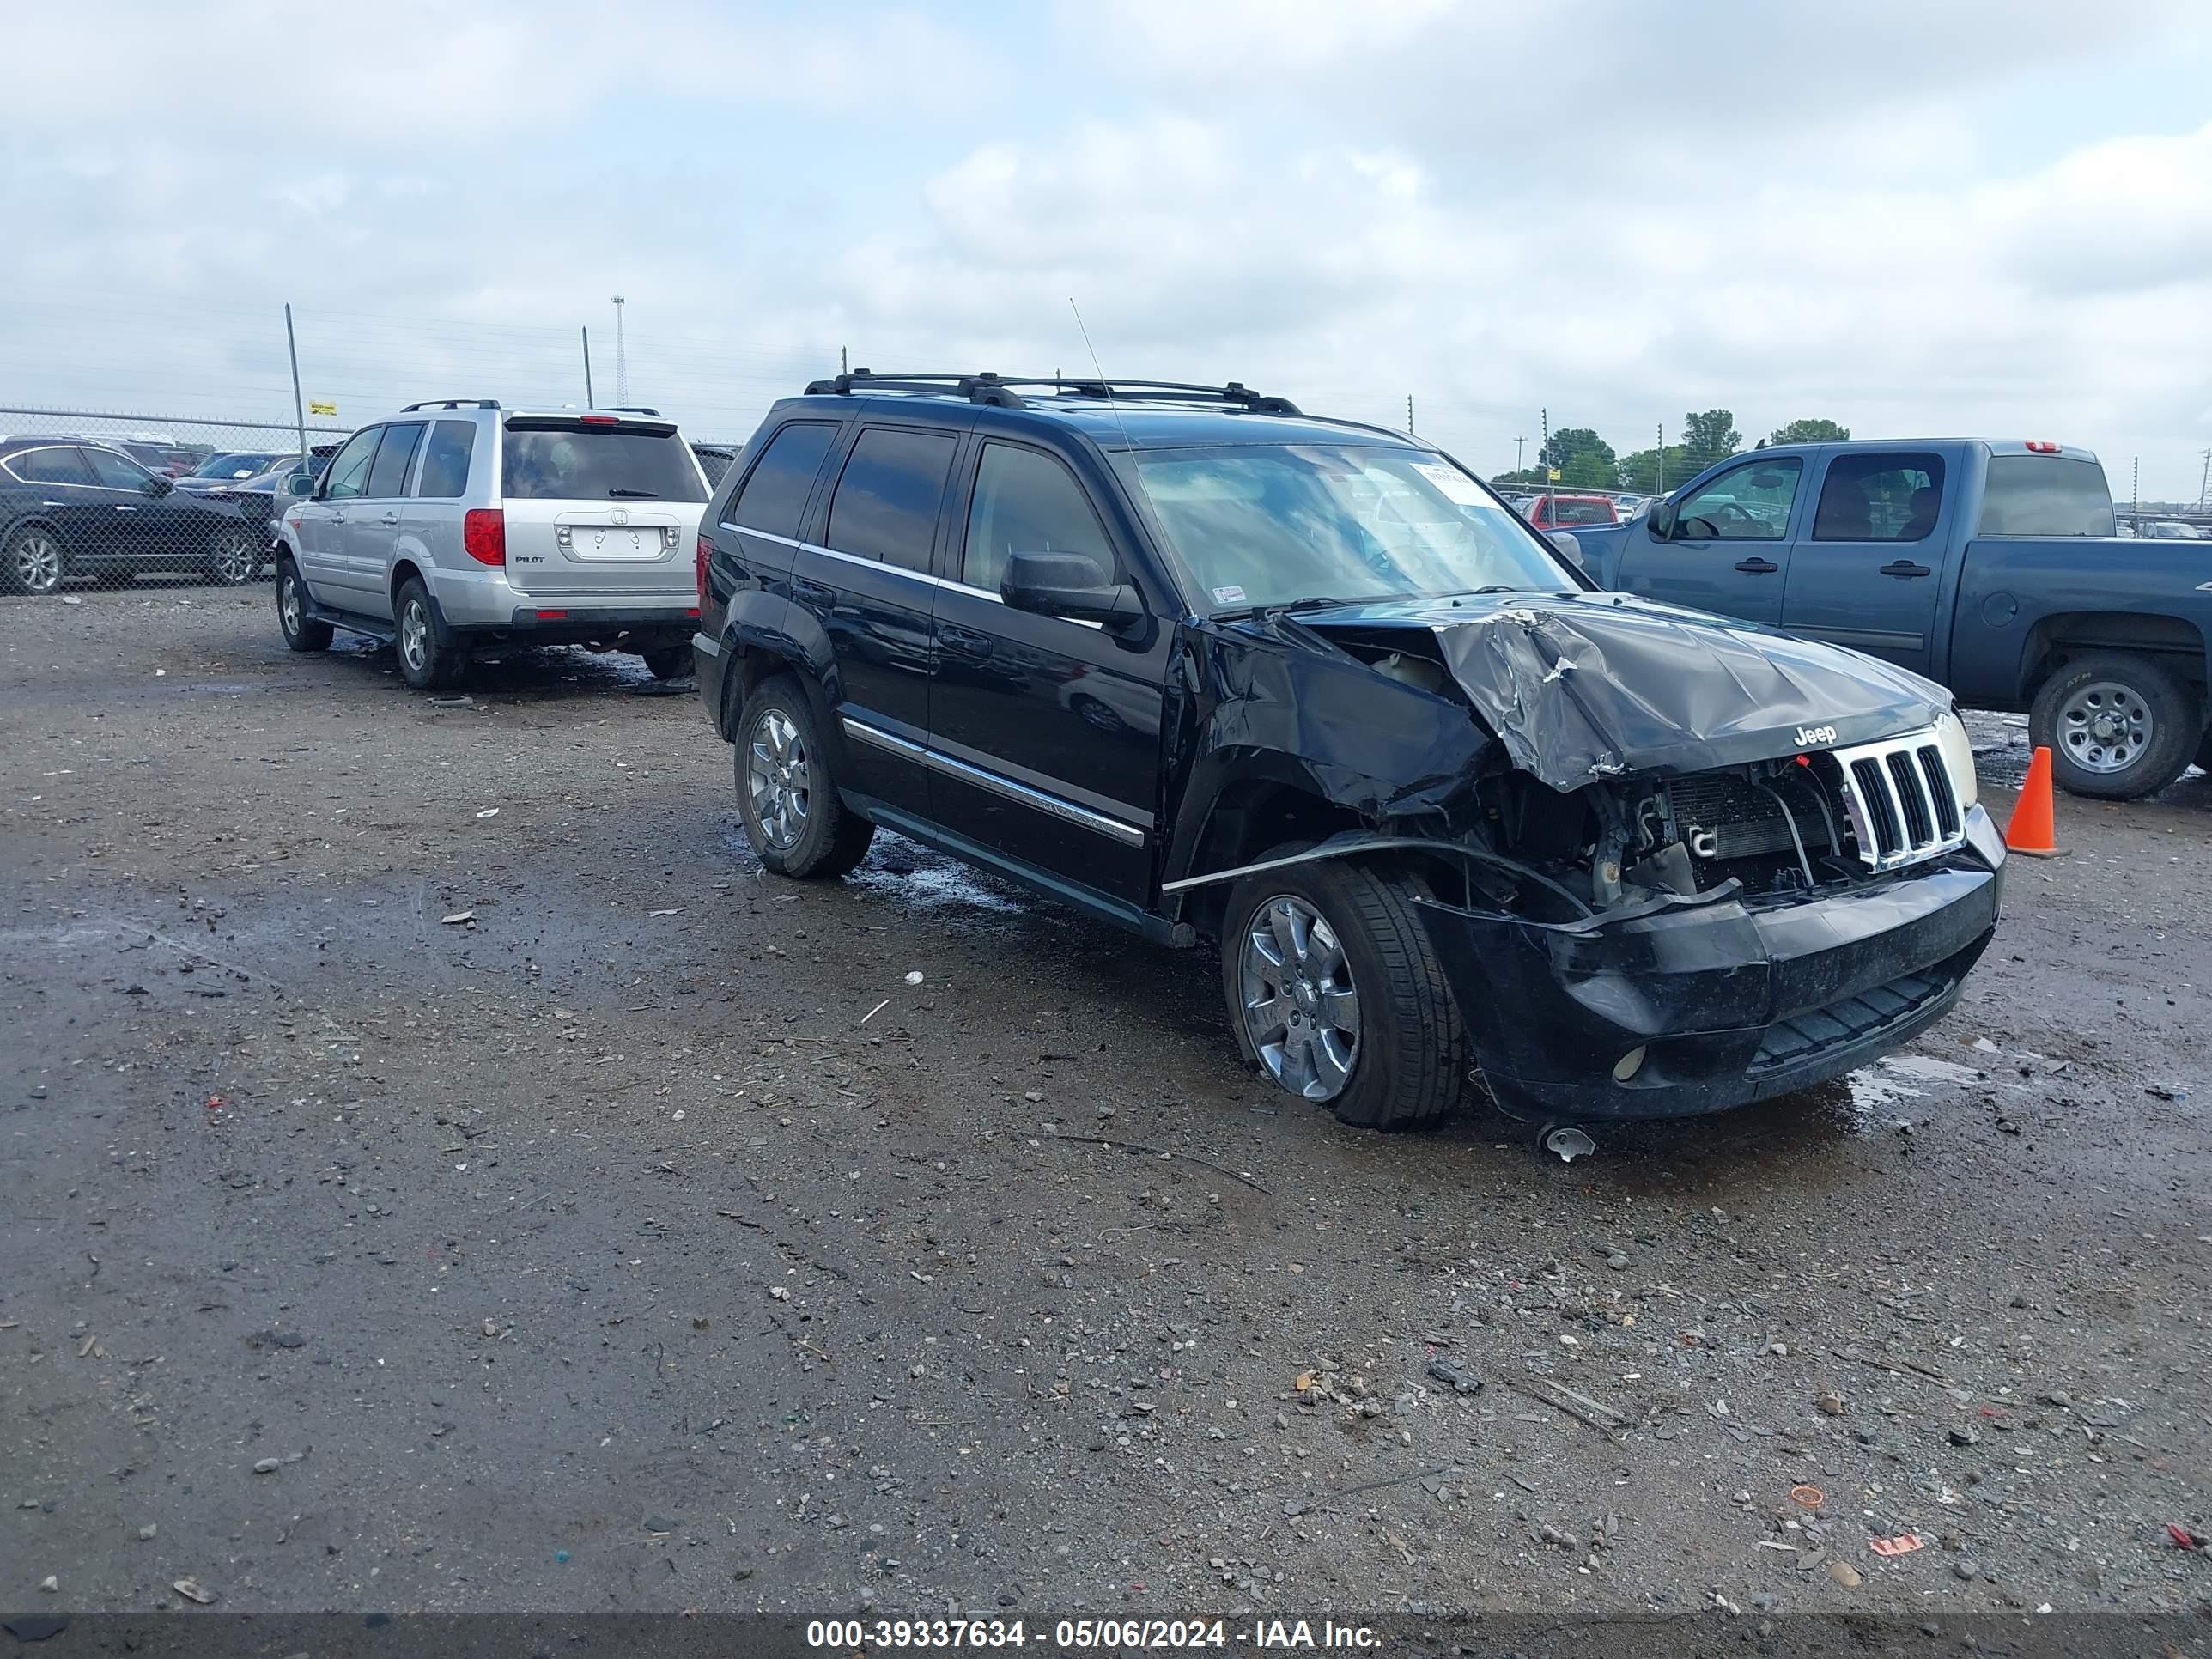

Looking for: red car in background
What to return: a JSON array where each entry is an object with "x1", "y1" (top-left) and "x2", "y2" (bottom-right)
[{"x1": 1524, "y1": 492, "x2": 1620, "y2": 529}]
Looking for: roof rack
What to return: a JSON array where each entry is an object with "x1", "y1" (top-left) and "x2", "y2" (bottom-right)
[
  {"x1": 401, "y1": 398, "x2": 502, "y2": 411},
  {"x1": 799, "y1": 369, "x2": 1301, "y2": 416}
]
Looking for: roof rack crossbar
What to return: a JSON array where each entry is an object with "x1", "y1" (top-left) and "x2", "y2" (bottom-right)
[
  {"x1": 400, "y1": 398, "x2": 503, "y2": 412},
  {"x1": 799, "y1": 370, "x2": 1301, "y2": 416}
]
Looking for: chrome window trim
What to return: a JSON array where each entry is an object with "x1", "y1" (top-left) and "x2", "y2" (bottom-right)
[
  {"x1": 723, "y1": 523, "x2": 1105, "y2": 629},
  {"x1": 0, "y1": 447, "x2": 98, "y2": 489},
  {"x1": 841, "y1": 716, "x2": 1146, "y2": 848}
]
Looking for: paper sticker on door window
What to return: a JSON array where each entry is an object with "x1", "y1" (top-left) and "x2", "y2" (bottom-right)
[
  {"x1": 1212, "y1": 585, "x2": 1247, "y2": 605},
  {"x1": 1413, "y1": 462, "x2": 1489, "y2": 506}
]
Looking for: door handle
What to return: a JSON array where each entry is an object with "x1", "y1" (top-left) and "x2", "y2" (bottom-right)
[
  {"x1": 793, "y1": 579, "x2": 836, "y2": 607},
  {"x1": 1880, "y1": 559, "x2": 1931, "y2": 579},
  {"x1": 379, "y1": 512, "x2": 401, "y2": 526},
  {"x1": 938, "y1": 625, "x2": 994, "y2": 653},
  {"x1": 113, "y1": 505, "x2": 137, "y2": 514},
  {"x1": 331, "y1": 512, "x2": 348, "y2": 524},
  {"x1": 1732, "y1": 557, "x2": 1778, "y2": 574}
]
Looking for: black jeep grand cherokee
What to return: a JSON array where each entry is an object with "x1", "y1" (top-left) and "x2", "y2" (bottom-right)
[{"x1": 695, "y1": 373, "x2": 2002, "y2": 1130}]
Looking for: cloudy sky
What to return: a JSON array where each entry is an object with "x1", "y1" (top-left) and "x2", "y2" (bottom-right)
[{"x1": 4, "y1": 0, "x2": 2209, "y2": 497}]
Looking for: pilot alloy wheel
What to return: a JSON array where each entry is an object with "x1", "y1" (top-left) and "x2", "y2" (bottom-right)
[
  {"x1": 1219, "y1": 852, "x2": 1467, "y2": 1130},
  {"x1": 6, "y1": 527, "x2": 64, "y2": 596}
]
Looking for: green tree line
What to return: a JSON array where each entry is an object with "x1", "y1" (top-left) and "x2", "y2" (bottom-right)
[{"x1": 1493, "y1": 413, "x2": 1851, "y2": 492}]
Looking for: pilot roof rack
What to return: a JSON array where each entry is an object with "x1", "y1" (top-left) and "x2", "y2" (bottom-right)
[
  {"x1": 799, "y1": 369, "x2": 1302, "y2": 416},
  {"x1": 401, "y1": 398, "x2": 502, "y2": 411}
]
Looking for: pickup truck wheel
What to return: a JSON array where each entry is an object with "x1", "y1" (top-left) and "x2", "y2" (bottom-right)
[
  {"x1": 1221, "y1": 854, "x2": 1467, "y2": 1131},
  {"x1": 736, "y1": 676, "x2": 874, "y2": 878},
  {"x1": 276, "y1": 559, "x2": 332, "y2": 652},
  {"x1": 2029, "y1": 651, "x2": 2197, "y2": 800},
  {"x1": 393, "y1": 576, "x2": 466, "y2": 690}
]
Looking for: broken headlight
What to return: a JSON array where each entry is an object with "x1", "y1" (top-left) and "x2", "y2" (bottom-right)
[{"x1": 1932, "y1": 709, "x2": 1978, "y2": 811}]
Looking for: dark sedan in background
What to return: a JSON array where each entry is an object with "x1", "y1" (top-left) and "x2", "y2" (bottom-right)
[
  {"x1": 0, "y1": 438, "x2": 264, "y2": 593},
  {"x1": 173, "y1": 449, "x2": 297, "y2": 494}
]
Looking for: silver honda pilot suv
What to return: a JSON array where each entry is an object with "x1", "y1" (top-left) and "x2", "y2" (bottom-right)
[{"x1": 273, "y1": 400, "x2": 711, "y2": 689}]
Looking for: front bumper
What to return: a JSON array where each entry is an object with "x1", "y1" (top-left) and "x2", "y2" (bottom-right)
[{"x1": 1417, "y1": 805, "x2": 2006, "y2": 1120}]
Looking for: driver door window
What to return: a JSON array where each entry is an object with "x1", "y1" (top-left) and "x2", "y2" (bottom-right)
[
  {"x1": 1675, "y1": 459, "x2": 1802, "y2": 540},
  {"x1": 962, "y1": 442, "x2": 1114, "y2": 597},
  {"x1": 320, "y1": 428, "x2": 380, "y2": 501}
]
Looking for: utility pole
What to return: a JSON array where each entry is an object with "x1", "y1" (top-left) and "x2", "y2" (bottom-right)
[
  {"x1": 283, "y1": 303, "x2": 307, "y2": 465},
  {"x1": 611, "y1": 295, "x2": 628, "y2": 405},
  {"x1": 1656, "y1": 421, "x2": 1665, "y2": 495},
  {"x1": 1406, "y1": 393, "x2": 1414, "y2": 434},
  {"x1": 2132, "y1": 457, "x2": 2139, "y2": 519},
  {"x1": 581, "y1": 326, "x2": 594, "y2": 407},
  {"x1": 2198, "y1": 447, "x2": 2210, "y2": 508},
  {"x1": 841, "y1": 346, "x2": 849, "y2": 376},
  {"x1": 1513, "y1": 434, "x2": 1526, "y2": 477},
  {"x1": 1540, "y1": 408, "x2": 1552, "y2": 515}
]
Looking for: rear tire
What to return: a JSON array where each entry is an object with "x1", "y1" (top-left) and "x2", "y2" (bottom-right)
[
  {"x1": 4, "y1": 526, "x2": 66, "y2": 596},
  {"x1": 641, "y1": 645, "x2": 691, "y2": 680},
  {"x1": 2195, "y1": 729, "x2": 2212, "y2": 777},
  {"x1": 1220, "y1": 852, "x2": 1468, "y2": 1131},
  {"x1": 394, "y1": 576, "x2": 466, "y2": 690},
  {"x1": 735, "y1": 675, "x2": 873, "y2": 878},
  {"x1": 2028, "y1": 651, "x2": 2197, "y2": 800},
  {"x1": 277, "y1": 558, "x2": 332, "y2": 652}
]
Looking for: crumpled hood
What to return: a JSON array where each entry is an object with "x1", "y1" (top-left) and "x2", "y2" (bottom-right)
[{"x1": 1298, "y1": 591, "x2": 1950, "y2": 791}]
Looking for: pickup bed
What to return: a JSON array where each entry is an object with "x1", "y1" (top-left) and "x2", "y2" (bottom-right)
[{"x1": 1566, "y1": 440, "x2": 2212, "y2": 798}]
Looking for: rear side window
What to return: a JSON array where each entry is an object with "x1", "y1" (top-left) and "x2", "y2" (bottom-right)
[
  {"x1": 501, "y1": 424, "x2": 708, "y2": 503},
  {"x1": 366, "y1": 422, "x2": 426, "y2": 498},
  {"x1": 1547, "y1": 497, "x2": 1616, "y2": 526},
  {"x1": 731, "y1": 423, "x2": 837, "y2": 540},
  {"x1": 415, "y1": 420, "x2": 477, "y2": 498},
  {"x1": 827, "y1": 427, "x2": 958, "y2": 573},
  {"x1": 1977, "y1": 455, "x2": 2115, "y2": 537},
  {"x1": 1813, "y1": 453, "x2": 1947, "y2": 541},
  {"x1": 963, "y1": 442, "x2": 1113, "y2": 595},
  {"x1": 8, "y1": 447, "x2": 94, "y2": 485}
]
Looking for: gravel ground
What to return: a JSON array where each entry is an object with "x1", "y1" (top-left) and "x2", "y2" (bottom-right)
[{"x1": 4, "y1": 586, "x2": 2210, "y2": 1628}]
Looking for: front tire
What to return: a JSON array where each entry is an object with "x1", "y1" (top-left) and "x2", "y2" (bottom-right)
[
  {"x1": 276, "y1": 558, "x2": 332, "y2": 652},
  {"x1": 206, "y1": 523, "x2": 261, "y2": 586},
  {"x1": 2029, "y1": 651, "x2": 2197, "y2": 800},
  {"x1": 4, "y1": 526, "x2": 66, "y2": 596},
  {"x1": 1220, "y1": 853, "x2": 1468, "y2": 1131},
  {"x1": 735, "y1": 676, "x2": 874, "y2": 878},
  {"x1": 394, "y1": 576, "x2": 466, "y2": 690}
]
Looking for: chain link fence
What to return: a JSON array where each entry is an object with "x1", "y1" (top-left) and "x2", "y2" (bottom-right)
[{"x1": 0, "y1": 406, "x2": 348, "y2": 594}]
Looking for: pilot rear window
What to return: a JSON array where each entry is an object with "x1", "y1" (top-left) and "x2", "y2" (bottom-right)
[{"x1": 501, "y1": 426, "x2": 708, "y2": 503}]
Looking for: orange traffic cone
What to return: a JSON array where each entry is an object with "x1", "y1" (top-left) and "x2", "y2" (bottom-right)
[{"x1": 2003, "y1": 745, "x2": 2063, "y2": 857}]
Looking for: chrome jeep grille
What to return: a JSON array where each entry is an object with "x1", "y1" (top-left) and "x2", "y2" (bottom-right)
[{"x1": 1831, "y1": 732, "x2": 1964, "y2": 870}]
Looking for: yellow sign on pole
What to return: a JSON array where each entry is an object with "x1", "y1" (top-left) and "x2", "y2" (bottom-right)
[
  {"x1": 308, "y1": 399, "x2": 337, "y2": 417},
  {"x1": 1547, "y1": 466, "x2": 1561, "y2": 482}
]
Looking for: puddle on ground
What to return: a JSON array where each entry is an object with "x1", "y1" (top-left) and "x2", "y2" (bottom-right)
[{"x1": 847, "y1": 839, "x2": 1030, "y2": 915}]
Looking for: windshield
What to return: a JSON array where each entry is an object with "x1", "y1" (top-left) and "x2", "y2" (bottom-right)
[
  {"x1": 1128, "y1": 444, "x2": 1571, "y2": 611},
  {"x1": 501, "y1": 425, "x2": 708, "y2": 502},
  {"x1": 191, "y1": 451, "x2": 283, "y2": 479}
]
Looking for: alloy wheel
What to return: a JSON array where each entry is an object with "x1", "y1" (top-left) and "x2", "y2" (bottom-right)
[
  {"x1": 211, "y1": 529, "x2": 258, "y2": 584},
  {"x1": 14, "y1": 532, "x2": 63, "y2": 594},
  {"x1": 1238, "y1": 895, "x2": 1360, "y2": 1100},
  {"x1": 399, "y1": 599, "x2": 430, "y2": 675},
  {"x1": 747, "y1": 709, "x2": 811, "y2": 850}
]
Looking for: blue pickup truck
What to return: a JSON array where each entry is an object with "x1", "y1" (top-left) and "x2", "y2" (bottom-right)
[{"x1": 1565, "y1": 440, "x2": 2212, "y2": 799}]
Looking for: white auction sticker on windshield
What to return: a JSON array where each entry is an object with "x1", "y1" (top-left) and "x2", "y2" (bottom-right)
[
  {"x1": 1413, "y1": 461, "x2": 1489, "y2": 505},
  {"x1": 1212, "y1": 585, "x2": 1247, "y2": 605}
]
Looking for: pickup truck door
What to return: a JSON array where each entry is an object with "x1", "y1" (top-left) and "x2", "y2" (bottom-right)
[
  {"x1": 1613, "y1": 455, "x2": 1808, "y2": 627},
  {"x1": 1780, "y1": 448, "x2": 1952, "y2": 676}
]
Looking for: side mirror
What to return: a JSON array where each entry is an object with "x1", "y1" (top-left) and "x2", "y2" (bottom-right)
[
  {"x1": 143, "y1": 476, "x2": 173, "y2": 497},
  {"x1": 1645, "y1": 501, "x2": 1676, "y2": 539},
  {"x1": 1547, "y1": 530, "x2": 1586, "y2": 570},
  {"x1": 1003, "y1": 551, "x2": 1144, "y2": 629}
]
